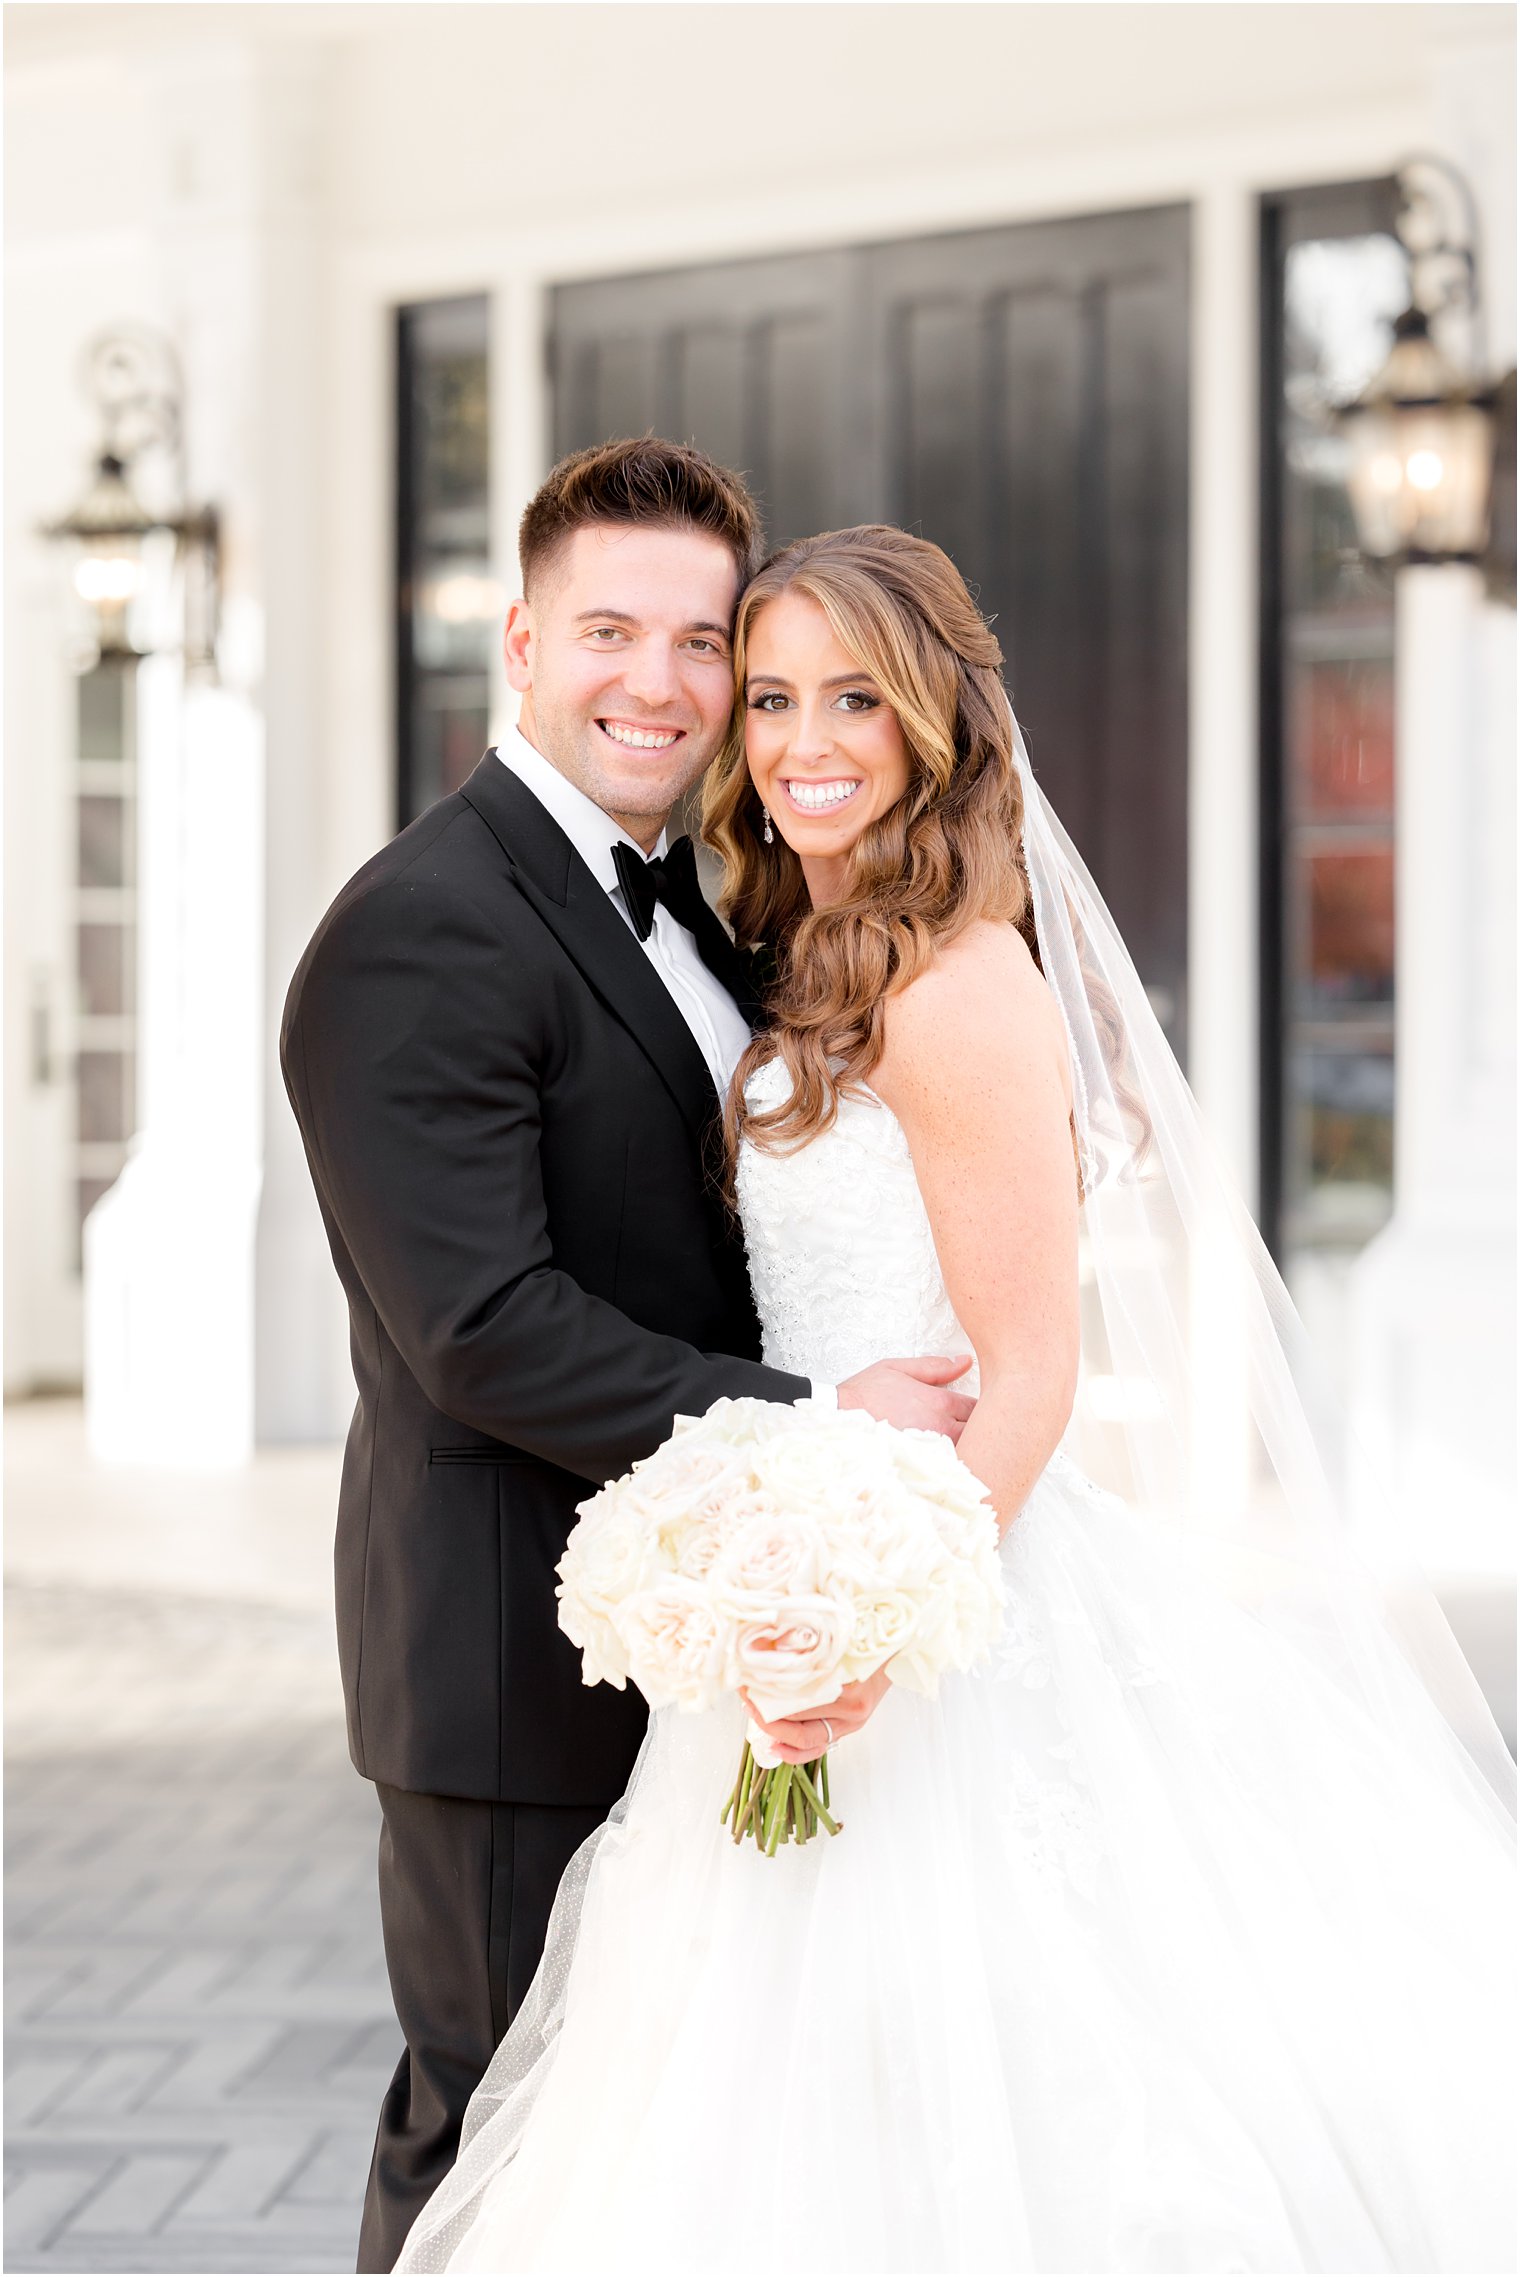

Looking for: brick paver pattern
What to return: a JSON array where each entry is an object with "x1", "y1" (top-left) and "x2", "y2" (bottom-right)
[{"x1": 6, "y1": 1583, "x2": 396, "y2": 2273}]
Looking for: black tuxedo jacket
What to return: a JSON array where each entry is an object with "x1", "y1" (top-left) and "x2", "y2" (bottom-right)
[{"x1": 281, "y1": 753, "x2": 808, "y2": 1806}]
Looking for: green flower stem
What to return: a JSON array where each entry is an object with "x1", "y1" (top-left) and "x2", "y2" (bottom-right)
[
  {"x1": 724, "y1": 1739, "x2": 842, "y2": 1851},
  {"x1": 763, "y1": 1766, "x2": 793, "y2": 1855},
  {"x1": 790, "y1": 1760, "x2": 840, "y2": 1838},
  {"x1": 734, "y1": 1771, "x2": 760, "y2": 1845}
]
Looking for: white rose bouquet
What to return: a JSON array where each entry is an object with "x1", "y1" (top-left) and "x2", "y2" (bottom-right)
[{"x1": 556, "y1": 1397, "x2": 1004, "y2": 1855}]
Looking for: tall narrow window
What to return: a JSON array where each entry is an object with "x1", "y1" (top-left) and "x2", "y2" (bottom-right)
[
  {"x1": 74, "y1": 659, "x2": 137, "y2": 1264},
  {"x1": 1261, "y1": 185, "x2": 1405, "y2": 1310},
  {"x1": 396, "y1": 295, "x2": 496, "y2": 825}
]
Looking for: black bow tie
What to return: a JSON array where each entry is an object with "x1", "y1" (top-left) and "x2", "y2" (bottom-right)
[{"x1": 611, "y1": 835, "x2": 709, "y2": 944}]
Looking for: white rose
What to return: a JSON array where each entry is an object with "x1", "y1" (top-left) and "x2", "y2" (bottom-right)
[
  {"x1": 846, "y1": 1481, "x2": 944, "y2": 1587},
  {"x1": 555, "y1": 1591, "x2": 631, "y2": 1690},
  {"x1": 674, "y1": 1396, "x2": 779, "y2": 1453},
  {"x1": 747, "y1": 1424, "x2": 893, "y2": 1522},
  {"x1": 669, "y1": 1506, "x2": 740, "y2": 1580},
  {"x1": 888, "y1": 1426, "x2": 994, "y2": 1507},
  {"x1": 840, "y1": 1587, "x2": 921, "y2": 1683},
  {"x1": 707, "y1": 1512, "x2": 829, "y2": 1609},
  {"x1": 558, "y1": 1501, "x2": 655, "y2": 1614},
  {"x1": 633, "y1": 1438, "x2": 750, "y2": 1518},
  {"x1": 621, "y1": 1577, "x2": 730, "y2": 1712},
  {"x1": 731, "y1": 1591, "x2": 851, "y2": 1721},
  {"x1": 886, "y1": 1553, "x2": 1004, "y2": 1691},
  {"x1": 887, "y1": 1426, "x2": 971, "y2": 1494}
]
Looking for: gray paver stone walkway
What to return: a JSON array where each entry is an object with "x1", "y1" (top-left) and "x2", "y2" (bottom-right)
[{"x1": 6, "y1": 1584, "x2": 396, "y2": 2274}]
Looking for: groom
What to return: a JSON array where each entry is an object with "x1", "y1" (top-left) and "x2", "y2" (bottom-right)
[{"x1": 282, "y1": 438, "x2": 973, "y2": 2270}]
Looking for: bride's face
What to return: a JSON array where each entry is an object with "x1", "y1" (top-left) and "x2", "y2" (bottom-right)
[{"x1": 743, "y1": 593, "x2": 913, "y2": 895}]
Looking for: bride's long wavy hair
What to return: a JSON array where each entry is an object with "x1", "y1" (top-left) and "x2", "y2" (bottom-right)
[{"x1": 704, "y1": 525, "x2": 1064, "y2": 1170}]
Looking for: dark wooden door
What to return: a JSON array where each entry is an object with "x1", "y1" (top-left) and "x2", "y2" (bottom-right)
[
  {"x1": 551, "y1": 206, "x2": 1190, "y2": 1056},
  {"x1": 554, "y1": 250, "x2": 864, "y2": 546}
]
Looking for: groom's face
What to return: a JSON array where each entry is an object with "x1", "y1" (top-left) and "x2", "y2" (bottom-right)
[{"x1": 503, "y1": 523, "x2": 740, "y2": 850}]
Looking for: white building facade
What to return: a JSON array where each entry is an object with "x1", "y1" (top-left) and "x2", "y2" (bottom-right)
[{"x1": 5, "y1": 5, "x2": 1514, "y2": 1614}]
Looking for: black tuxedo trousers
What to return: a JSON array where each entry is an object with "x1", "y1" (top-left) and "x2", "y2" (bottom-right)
[{"x1": 282, "y1": 754, "x2": 808, "y2": 2267}]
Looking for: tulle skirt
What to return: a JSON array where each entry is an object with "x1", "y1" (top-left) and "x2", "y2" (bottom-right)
[{"x1": 397, "y1": 1457, "x2": 1516, "y2": 2275}]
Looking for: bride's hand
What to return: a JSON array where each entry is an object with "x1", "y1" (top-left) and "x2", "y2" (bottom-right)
[{"x1": 740, "y1": 1670, "x2": 892, "y2": 1765}]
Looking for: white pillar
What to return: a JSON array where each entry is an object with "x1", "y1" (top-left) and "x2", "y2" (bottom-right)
[
  {"x1": 84, "y1": 658, "x2": 263, "y2": 1465},
  {"x1": 1188, "y1": 177, "x2": 1259, "y2": 1205},
  {"x1": 1346, "y1": 28, "x2": 1517, "y2": 1593},
  {"x1": 1348, "y1": 566, "x2": 1516, "y2": 1579},
  {"x1": 242, "y1": 46, "x2": 350, "y2": 1444},
  {"x1": 83, "y1": 38, "x2": 341, "y2": 1462},
  {"x1": 1183, "y1": 179, "x2": 1259, "y2": 1518}
]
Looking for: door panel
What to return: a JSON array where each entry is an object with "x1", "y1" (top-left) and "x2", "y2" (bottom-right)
[
  {"x1": 897, "y1": 298, "x2": 982, "y2": 585},
  {"x1": 988, "y1": 287, "x2": 1091, "y2": 837},
  {"x1": 554, "y1": 250, "x2": 858, "y2": 546},
  {"x1": 865, "y1": 211, "x2": 1190, "y2": 1049},
  {"x1": 550, "y1": 206, "x2": 1190, "y2": 1055},
  {"x1": 676, "y1": 330, "x2": 746, "y2": 472}
]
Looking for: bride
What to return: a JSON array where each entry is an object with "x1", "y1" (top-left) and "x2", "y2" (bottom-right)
[{"x1": 398, "y1": 526, "x2": 1515, "y2": 2275}]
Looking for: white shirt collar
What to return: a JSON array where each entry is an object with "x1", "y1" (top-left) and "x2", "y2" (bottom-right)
[{"x1": 497, "y1": 722, "x2": 667, "y2": 896}]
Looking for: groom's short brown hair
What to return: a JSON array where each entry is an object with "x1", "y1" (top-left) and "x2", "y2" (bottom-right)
[{"x1": 518, "y1": 437, "x2": 763, "y2": 597}]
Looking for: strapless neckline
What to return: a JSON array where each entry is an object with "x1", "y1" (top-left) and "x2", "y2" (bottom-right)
[{"x1": 735, "y1": 1056, "x2": 977, "y2": 1391}]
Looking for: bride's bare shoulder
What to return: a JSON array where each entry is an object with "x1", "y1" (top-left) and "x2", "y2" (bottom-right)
[{"x1": 875, "y1": 919, "x2": 1070, "y2": 1111}]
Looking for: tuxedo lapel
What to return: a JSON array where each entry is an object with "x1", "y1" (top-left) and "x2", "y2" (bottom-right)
[{"x1": 460, "y1": 754, "x2": 721, "y2": 1142}]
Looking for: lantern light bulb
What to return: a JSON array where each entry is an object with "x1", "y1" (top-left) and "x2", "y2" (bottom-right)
[
  {"x1": 425, "y1": 572, "x2": 507, "y2": 625},
  {"x1": 74, "y1": 554, "x2": 144, "y2": 605},
  {"x1": 1405, "y1": 450, "x2": 1445, "y2": 492}
]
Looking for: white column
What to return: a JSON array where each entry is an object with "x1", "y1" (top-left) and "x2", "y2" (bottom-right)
[
  {"x1": 1347, "y1": 567, "x2": 1516, "y2": 1579},
  {"x1": 244, "y1": 47, "x2": 349, "y2": 1445},
  {"x1": 1184, "y1": 179, "x2": 1259, "y2": 1516},
  {"x1": 1346, "y1": 29, "x2": 1517, "y2": 1592},
  {"x1": 85, "y1": 656, "x2": 263, "y2": 1464},
  {"x1": 1188, "y1": 177, "x2": 1259, "y2": 1204},
  {"x1": 83, "y1": 38, "x2": 341, "y2": 1462}
]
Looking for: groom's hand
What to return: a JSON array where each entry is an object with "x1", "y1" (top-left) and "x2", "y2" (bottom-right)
[{"x1": 836, "y1": 1355, "x2": 974, "y2": 1441}]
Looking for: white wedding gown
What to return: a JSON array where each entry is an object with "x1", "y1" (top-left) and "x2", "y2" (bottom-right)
[{"x1": 400, "y1": 1062, "x2": 1516, "y2": 2276}]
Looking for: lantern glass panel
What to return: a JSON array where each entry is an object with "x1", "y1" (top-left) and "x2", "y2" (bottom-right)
[{"x1": 1348, "y1": 399, "x2": 1494, "y2": 559}]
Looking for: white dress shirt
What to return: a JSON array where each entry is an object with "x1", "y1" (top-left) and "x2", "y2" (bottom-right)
[
  {"x1": 498, "y1": 726, "x2": 751, "y2": 1096},
  {"x1": 497, "y1": 727, "x2": 835, "y2": 1410}
]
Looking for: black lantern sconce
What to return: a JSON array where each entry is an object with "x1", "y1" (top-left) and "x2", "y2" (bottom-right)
[
  {"x1": 42, "y1": 328, "x2": 221, "y2": 671},
  {"x1": 1337, "y1": 156, "x2": 1515, "y2": 586}
]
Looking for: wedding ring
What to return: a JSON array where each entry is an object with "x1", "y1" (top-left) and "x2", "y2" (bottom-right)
[{"x1": 822, "y1": 1719, "x2": 835, "y2": 1748}]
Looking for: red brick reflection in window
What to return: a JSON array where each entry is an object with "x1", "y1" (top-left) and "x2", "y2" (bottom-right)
[
  {"x1": 1291, "y1": 660, "x2": 1394, "y2": 817},
  {"x1": 1306, "y1": 848, "x2": 1395, "y2": 1007}
]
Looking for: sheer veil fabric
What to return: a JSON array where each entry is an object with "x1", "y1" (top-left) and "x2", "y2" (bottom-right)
[
  {"x1": 393, "y1": 711, "x2": 1515, "y2": 2276},
  {"x1": 1005, "y1": 713, "x2": 1514, "y2": 1819}
]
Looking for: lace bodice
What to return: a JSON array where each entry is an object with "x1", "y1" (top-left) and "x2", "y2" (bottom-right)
[{"x1": 736, "y1": 1056, "x2": 977, "y2": 1391}]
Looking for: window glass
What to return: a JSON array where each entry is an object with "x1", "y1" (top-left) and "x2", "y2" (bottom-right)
[
  {"x1": 396, "y1": 296, "x2": 497, "y2": 823},
  {"x1": 73, "y1": 661, "x2": 137, "y2": 1268},
  {"x1": 1269, "y1": 209, "x2": 1404, "y2": 1269}
]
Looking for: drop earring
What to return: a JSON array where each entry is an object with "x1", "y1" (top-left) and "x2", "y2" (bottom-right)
[{"x1": 762, "y1": 806, "x2": 774, "y2": 846}]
